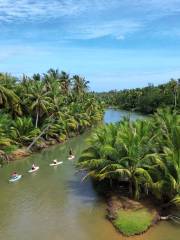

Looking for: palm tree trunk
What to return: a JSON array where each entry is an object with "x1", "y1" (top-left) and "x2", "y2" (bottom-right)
[
  {"x1": 27, "y1": 124, "x2": 50, "y2": 151},
  {"x1": 35, "y1": 110, "x2": 39, "y2": 128},
  {"x1": 174, "y1": 91, "x2": 177, "y2": 108},
  {"x1": 129, "y1": 180, "x2": 133, "y2": 197}
]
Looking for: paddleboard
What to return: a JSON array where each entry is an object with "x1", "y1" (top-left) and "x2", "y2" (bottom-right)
[
  {"x1": 68, "y1": 155, "x2": 75, "y2": 160},
  {"x1": 28, "y1": 166, "x2": 39, "y2": 173},
  {"x1": 9, "y1": 175, "x2": 22, "y2": 182},
  {"x1": 49, "y1": 161, "x2": 63, "y2": 166}
]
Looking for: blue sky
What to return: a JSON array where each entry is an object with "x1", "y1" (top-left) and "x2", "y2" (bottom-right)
[{"x1": 0, "y1": 0, "x2": 180, "y2": 91}]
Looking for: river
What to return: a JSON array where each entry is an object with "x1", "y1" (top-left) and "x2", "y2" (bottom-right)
[{"x1": 0, "y1": 109, "x2": 179, "y2": 240}]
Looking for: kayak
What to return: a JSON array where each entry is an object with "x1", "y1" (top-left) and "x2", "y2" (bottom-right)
[
  {"x1": 9, "y1": 175, "x2": 22, "y2": 183},
  {"x1": 49, "y1": 161, "x2": 63, "y2": 166},
  {"x1": 28, "y1": 166, "x2": 39, "y2": 173},
  {"x1": 68, "y1": 155, "x2": 75, "y2": 160}
]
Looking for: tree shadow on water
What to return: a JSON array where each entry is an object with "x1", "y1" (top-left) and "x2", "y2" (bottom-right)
[{"x1": 65, "y1": 172, "x2": 104, "y2": 205}]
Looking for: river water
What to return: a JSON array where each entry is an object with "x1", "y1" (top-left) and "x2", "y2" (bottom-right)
[{"x1": 0, "y1": 109, "x2": 179, "y2": 240}]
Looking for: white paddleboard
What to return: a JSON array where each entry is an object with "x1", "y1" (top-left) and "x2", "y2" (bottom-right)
[
  {"x1": 9, "y1": 175, "x2": 22, "y2": 182},
  {"x1": 68, "y1": 155, "x2": 75, "y2": 160},
  {"x1": 49, "y1": 161, "x2": 63, "y2": 166},
  {"x1": 28, "y1": 166, "x2": 39, "y2": 173}
]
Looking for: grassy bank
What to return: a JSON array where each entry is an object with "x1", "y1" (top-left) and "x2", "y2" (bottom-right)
[
  {"x1": 113, "y1": 208, "x2": 156, "y2": 236},
  {"x1": 106, "y1": 195, "x2": 159, "y2": 237}
]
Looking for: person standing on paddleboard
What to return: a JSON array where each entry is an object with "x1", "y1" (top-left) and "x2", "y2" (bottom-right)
[
  {"x1": 69, "y1": 148, "x2": 73, "y2": 156},
  {"x1": 32, "y1": 164, "x2": 36, "y2": 170}
]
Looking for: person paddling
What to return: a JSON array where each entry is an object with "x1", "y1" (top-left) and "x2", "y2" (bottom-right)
[
  {"x1": 69, "y1": 148, "x2": 73, "y2": 157},
  {"x1": 32, "y1": 164, "x2": 36, "y2": 170},
  {"x1": 53, "y1": 159, "x2": 57, "y2": 164},
  {"x1": 68, "y1": 148, "x2": 75, "y2": 160},
  {"x1": 11, "y1": 171, "x2": 18, "y2": 178}
]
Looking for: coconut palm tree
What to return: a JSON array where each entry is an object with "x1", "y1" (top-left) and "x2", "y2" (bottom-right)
[
  {"x1": 0, "y1": 73, "x2": 22, "y2": 117},
  {"x1": 0, "y1": 114, "x2": 12, "y2": 147},
  {"x1": 59, "y1": 71, "x2": 71, "y2": 95},
  {"x1": 10, "y1": 117, "x2": 40, "y2": 145},
  {"x1": 147, "y1": 109, "x2": 180, "y2": 205},
  {"x1": 25, "y1": 81, "x2": 52, "y2": 128},
  {"x1": 0, "y1": 83, "x2": 21, "y2": 115},
  {"x1": 72, "y1": 75, "x2": 89, "y2": 95},
  {"x1": 79, "y1": 119, "x2": 156, "y2": 198}
]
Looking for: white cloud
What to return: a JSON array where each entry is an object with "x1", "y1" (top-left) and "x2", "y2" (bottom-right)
[
  {"x1": 0, "y1": 0, "x2": 85, "y2": 22},
  {"x1": 0, "y1": 0, "x2": 179, "y2": 23},
  {"x1": 0, "y1": 0, "x2": 180, "y2": 40},
  {"x1": 68, "y1": 20, "x2": 142, "y2": 40},
  {"x1": 0, "y1": 0, "x2": 120, "y2": 22}
]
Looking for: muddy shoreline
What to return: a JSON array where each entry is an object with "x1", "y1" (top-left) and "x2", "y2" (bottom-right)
[{"x1": 105, "y1": 193, "x2": 164, "y2": 237}]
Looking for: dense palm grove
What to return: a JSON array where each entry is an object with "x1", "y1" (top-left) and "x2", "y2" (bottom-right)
[
  {"x1": 0, "y1": 69, "x2": 104, "y2": 157},
  {"x1": 97, "y1": 79, "x2": 180, "y2": 114},
  {"x1": 78, "y1": 108, "x2": 180, "y2": 207}
]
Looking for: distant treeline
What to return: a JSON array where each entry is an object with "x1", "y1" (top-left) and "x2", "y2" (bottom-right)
[{"x1": 96, "y1": 79, "x2": 180, "y2": 114}]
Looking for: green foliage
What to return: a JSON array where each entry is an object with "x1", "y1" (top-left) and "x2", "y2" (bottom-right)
[
  {"x1": 0, "y1": 113, "x2": 12, "y2": 147},
  {"x1": 113, "y1": 208, "x2": 155, "y2": 236},
  {"x1": 78, "y1": 108, "x2": 180, "y2": 207},
  {"x1": 10, "y1": 117, "x2": 41, "y2": 145},
  {"x1": 0, "y1": 69, "x2": 104, "y2": 151},
  {"x1": 2, "y1": 145, "x2": 19, "y2": 154},
  {"x1": 97, "y1": 79, "x2": 180, "y2": 114}
]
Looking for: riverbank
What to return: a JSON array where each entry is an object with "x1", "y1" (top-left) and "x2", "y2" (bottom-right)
[
  {"x1": 106, "y1": 194, "x2": 160, "y2": 236},
  {"x1": 2, "y1": 130, "x2": 90, "y2": 162}
]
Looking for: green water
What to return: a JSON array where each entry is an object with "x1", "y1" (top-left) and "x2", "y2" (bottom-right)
[{"x1": 0, "y1": 109, "x2": 179, "y2": 240}]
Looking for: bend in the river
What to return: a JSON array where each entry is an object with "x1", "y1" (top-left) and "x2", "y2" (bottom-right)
[{"x1": 0, "y1": 109, "x2": 179, "y2": 240}]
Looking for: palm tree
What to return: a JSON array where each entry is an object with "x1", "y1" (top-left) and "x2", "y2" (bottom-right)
[
  {"x1": 0, "y1": 129, "x2": 11, "y2": 146},
  {"x1": 25, "y1": 81, "x2": 52, "y2": 128},
  {"x1": 78, "y1": 119, "x2": 157, "y2": 199},
  {"x1": 0, "y1": 73, "x2": 22, "y2": 117},
  {"x1": 72, "y1": 75, "x2": 89, "y2": 95},
  {"x1": 10, "y1": 117, "x2": 40, "y2": 145},
  {"x1": 0, "y1": 114, "x2": 12, "y2": 147},
  {"x1": 32, "y1": 73, "x2": 41, "y2": 82},
  {"x1": 59, "y1": 71, "x2": 71, "y2": 95},
  {"x1": 43, "y1": 68, "x2": 61, "y2": 92},
  {"x1": 0, "y1": 83, "x2": 21, "y2": 116},
  {"x1": 147, "y1": 109, "x2": 180, "y2": 205},
  {"x1": 168, "y1": 79, "x2": 179, "y2": 108}
]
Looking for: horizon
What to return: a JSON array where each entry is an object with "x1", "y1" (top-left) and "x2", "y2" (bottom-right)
[{"x1": 0, "y1": 0, "x2": 180, "y2": 91}]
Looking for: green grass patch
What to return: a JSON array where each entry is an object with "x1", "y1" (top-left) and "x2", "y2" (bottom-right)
[
  {"x1": 2, "y1": 145, "x2": 19, "y2": 154},
  {"x1": 113, "y1": 208, "x2": 155, "y2": 236}
]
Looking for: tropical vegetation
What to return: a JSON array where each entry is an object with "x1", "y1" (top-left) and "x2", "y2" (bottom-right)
[
  {"x1": 78, "y1": 108, "x2": 180, "y2": 208},
  {"x1": 0, "y1": 70, "x2": 104, "y2": 160},
  {"x1": 97, "y1": 79, "x2": 180, "y2": 114},
  {"x1": 113, "y1": 208, "x2": 155, "y2": 236}
]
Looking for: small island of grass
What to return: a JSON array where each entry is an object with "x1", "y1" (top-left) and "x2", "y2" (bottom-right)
[
  {"x1": 107, "y1": 195, "x2": 158, "y2": 236},
  {"x1": 114, "y1": 208, "x2": 154, "y2": 236}
]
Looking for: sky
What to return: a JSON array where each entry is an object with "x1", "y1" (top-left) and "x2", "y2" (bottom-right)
[{"x1": 0, "y1": 0, "x2": 180, "y2": 91}]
